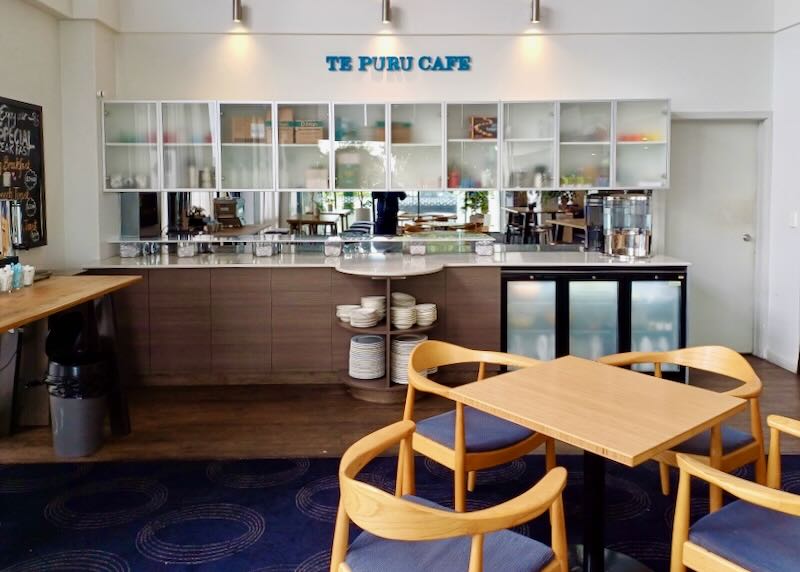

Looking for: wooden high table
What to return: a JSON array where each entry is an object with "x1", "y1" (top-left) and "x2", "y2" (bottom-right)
[
  {"x1": 0, "y1": 275, "x2": 142, "y2": 438},
  {"x1": 450, "y1": 356, "x2": 746, "y2": 572}
]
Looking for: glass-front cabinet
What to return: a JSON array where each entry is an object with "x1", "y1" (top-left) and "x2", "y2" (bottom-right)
[
  {"x1": 219, "y1": 103, "x2": 273, "y2": 190},
  {"x1": 559, "y1": 101, "x2": 612, "y2": 189},
  {"x1": 447, "y1": 103, "x2": 499, "y2": 190},
  {"x1": 161, "y1": 102, "x2": 218, "y2": 190},
  {"x1": 615, "y1": 100, "x2": 670, "y2": 188},
  {"x1": 277, "y1": 103, "x2": 330, "y2": 190},
  {"x1": 390, "y1": 103, "x2": 443, "y2": 190},
  {"x1": 334, "y1": 104, "x2": 386, "y2": 190},
  {"x1": 503, "y1": 102, "x2": 555, "y2": 189},
  {"x1": 103, "y1": 102, "x2": 160, "y2": 191},
  {"x1": 503, "y1": 269, "x2": 686, "y2": 378}
]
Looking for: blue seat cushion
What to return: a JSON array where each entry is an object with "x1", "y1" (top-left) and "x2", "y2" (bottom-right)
[
  {"x1": 346, "y1": 495, "x2": 554, "y2": 572},
  {"x1": 415, "y1": 407, "x2": 535, "y2": 453},
  {"x1": 672, "y1": 426, "x2": 754, "y2": 455},
  {"x1": 689, "y1": 499, "x2": 800, "y2": 572}
]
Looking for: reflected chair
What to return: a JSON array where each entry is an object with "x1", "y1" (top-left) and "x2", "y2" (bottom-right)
[
  {"x1": 331, "y1": 420, "x2": 569, "y2": 572},
  {"x1": 599, "y1": 346, "x2": 766, "y2": 511},
  {"x1": 670, "y1": 432, "x2": 800, "y2": 572},
  {"x1": 399, "y1": 340, "x2": 556, "y2": 512}
]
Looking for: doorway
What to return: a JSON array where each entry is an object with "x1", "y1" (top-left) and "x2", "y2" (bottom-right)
[{"x1": 666, "y1": 120, "x2": 761, "y2": 352}]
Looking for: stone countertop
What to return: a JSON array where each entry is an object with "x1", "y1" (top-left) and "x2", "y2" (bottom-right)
[{"x1": 85, "y1": 252, "x2": 690, "y2": 276}]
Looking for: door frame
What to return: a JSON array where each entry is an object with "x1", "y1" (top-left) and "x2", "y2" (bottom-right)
[{"x1": 671, "y1": 112, "x2": 772, "y2": 358}]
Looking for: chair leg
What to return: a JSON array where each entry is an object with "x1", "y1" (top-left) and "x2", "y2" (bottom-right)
[
  {"x1": 395, "y1": 441, "x2": 406, "y2": 496},
  {"x1": 468, "y1": 471, "x2": 477, "y2": 492},
  {"x1": 659, "y1": 462, "x2": 671, "y2": 496},
  {"x1": 545, "y1": 438, "x2": 556, "y2": 471},
  {"x1": 403, "y1": 442, "x2": 416, "y2": 496},
  {"x1": 455, "y1": 467, "x2": 467, "y2": 512},
  {"x1": 754, "y1": 454, "x2": 767, "y2": 486}
]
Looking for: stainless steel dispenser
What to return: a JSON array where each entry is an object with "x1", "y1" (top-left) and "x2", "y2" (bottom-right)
[
  {"x1": 603, "y1": 195, "x2": 652, "y2": 258},
  {"x1": 584, "y1": 196, "x2": 605, "y2": 252},
  {"x1": 0, "y1": 199, "x2": 24, "y2": 256}
]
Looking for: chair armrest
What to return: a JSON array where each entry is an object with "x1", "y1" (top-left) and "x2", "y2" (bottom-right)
[
  {"x1": 768, "y1": 415, "x2": 800, "y2": 440},
  {"x1": 677, "y1": 454, "x2": 800, "y2": 517},
  {"x1": 340, "y1": 420, "x2": 416, "y2": 480},
  {"x1": 407, "y1": 368, "x2": 450, "y2": 398},
  {"x1": 597, "y1": 352, "x2": 658, "y2": 367},
  {"x1": 345, "y1": 466, "x2": 568, "y2": 541}
]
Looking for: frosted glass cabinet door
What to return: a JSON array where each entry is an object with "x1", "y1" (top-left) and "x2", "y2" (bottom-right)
[
  {"x1": 334, "y1": 104, "x2": 386, "y2": 190},
  {"x1": 503, "y1": 102, "x2": 555, "y2": 189},
  {"x1": 447, "y1": 103, "x2": 499, "y2": 189},
  {"x1": 277, "y1": 103, "x2": 330, "y2": 190},
  {"x1": 506, "y1": 281, "x2": 557, "y2": 361},
  {"x1": 631, "y1": 280, "x2": 682, "y2": 371},
  {"x1": 569, "y1": 281, "x2": 619, "y2": 359},
  {"x1": 615, "y1": 100, "x2": 670, "y2": 188},
  {"x1": 161, "y1": 102, "x2": 218, "y2": 190},
  {"x1": 219, "y1": 103, "x2": 273, "y2": 190},
  {"x1": 391, "y1": 103, "x2": 443, "y2": 190},
  {"x1": 559, "y1": 102, "x2": 612, "y2": 188},
  {"x1": 103, "y1": 102, "x2": 159, "y2": 191}
]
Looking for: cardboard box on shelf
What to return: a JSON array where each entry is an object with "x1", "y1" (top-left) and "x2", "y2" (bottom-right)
[
  {"x1": 279, "y1": 126, "x2": 295, "y2": 144},
  {"x1": 295, "y1": 125, "x2": 325, "y2": 144},
  {"x1": 469, "y1": 116, "x2": 498, "y2": 139},
  {"x1": 231, "y1": 116, "x2": 271, "y2": 142}
]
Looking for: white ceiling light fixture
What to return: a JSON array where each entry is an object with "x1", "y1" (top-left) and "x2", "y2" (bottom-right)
[
  {"x1": 531, "y1": 0, "x2": 541, "y2": 23},
  {"x1": 382, "y1": 0, "x2": 392, "y2": 24},
  {"x1": 233, "y1": 0, "x2": 243, "y2": 22}
]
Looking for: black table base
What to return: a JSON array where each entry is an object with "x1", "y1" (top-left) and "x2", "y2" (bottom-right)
[{"x1": 569, "y1": 546, "x2": 654, "y2": 572}]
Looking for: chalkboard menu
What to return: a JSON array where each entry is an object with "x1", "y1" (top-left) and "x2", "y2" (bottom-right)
[{"x1": 0, "y1": 97, "x2": 47, "y2": 248}]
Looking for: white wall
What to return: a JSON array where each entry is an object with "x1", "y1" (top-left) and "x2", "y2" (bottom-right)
[
  {"x1": 766, "y1": 24, "x2": 800, "y2": 371},
  {"x1": 1, "y1": 0, "x2": 65, "y2": 269},
  {"x1": 775, "y1": 0, "x2": 800, "y2": 29}
]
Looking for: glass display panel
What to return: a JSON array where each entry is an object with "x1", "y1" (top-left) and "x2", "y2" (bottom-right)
[
  {"x1": 569, "y1": 280, "x2": 618, "y2": 359},
  {"x1": 447, "y1": 103, "x2": 498, "y2": 189},
  {"x1": 615, "y1": 101, "x2": 669, "y2": 188},
  {"x1": 103, "y1": 102, "x2": 159, "y2": 190},
  {"x1": 507, "y1": 281, "x2": 557, "y2": 361},
  {"x1": 161, "y1": 102, "x2": 218, "y2": 190},
  {"x1": 334, "y1": 104, "x2": 386, "y2": 190},
  {"x1": 503, "y1": 102, "x2": 555, "y2": 189},
  {"x1": 631, "y1": 280, "x2": 682, "y2": 372},
  {"x1": 277, "y1": 103, "x2": 330, "y2": 189},
  {"x1": 390, "y1": 103, "x2": 443, "y2": 189},
  {"x1": 219, "y1": 103, "x2": 273, "y2": 190},
  {"x1": 559, "y1": 102, "x2": 612, "y2": 188}
]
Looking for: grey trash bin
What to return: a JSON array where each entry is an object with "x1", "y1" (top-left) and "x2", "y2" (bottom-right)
[{"x1": 45, "y1": 359, "x2": 108, "y2": 457}]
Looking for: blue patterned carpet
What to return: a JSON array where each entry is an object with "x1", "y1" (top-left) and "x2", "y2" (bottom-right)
[{"x1": 0, "y1": 455, "x2": 798, "y2": 571}]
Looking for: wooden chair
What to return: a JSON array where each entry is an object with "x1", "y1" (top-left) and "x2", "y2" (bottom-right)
[
  {"x1": 331, "y1": 420, "x2": 569, "y2": 572},
  {"x1": 399, "y1": 340, "x2": 556, "y2": 512},
  {"x1": 599, "y1": 346, "x2": 766, "y2": 512},
  {"x1": 670, "y1": 425, "x2": 800, "y2": 572}
]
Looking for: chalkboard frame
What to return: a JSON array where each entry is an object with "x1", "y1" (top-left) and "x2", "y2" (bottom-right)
[{"x1": 0, "y1": 96, "x2": 48, "y2": 248}]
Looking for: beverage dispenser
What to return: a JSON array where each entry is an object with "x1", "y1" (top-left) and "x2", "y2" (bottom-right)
[{"x1": 603, "y1": 195, "x2": 652, "y2": 258}]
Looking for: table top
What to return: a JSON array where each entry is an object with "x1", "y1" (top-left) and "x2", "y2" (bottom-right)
[
  {"x1": 320, "y1": 209, "x2": 352, "y2": 217},
  {"x1": 286, "y1": 215, "x2": 340, "y2": 225},
  {"x1": 449, "y1": 356, "x2": 746, "y2": 467},
  {"x1": 547, "y1": 218, "x2": 587, "y2": 229},
  {"x1": 0, "y1": 275, "x2": 141, "y2": 331},
  {"x1": 503, "y1": 207, "x2": 564, "y2": 214}
]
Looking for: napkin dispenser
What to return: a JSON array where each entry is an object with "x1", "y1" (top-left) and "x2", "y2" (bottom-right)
[{"x1": 213, "y1": 197, "x2": 244, "y2": 228}]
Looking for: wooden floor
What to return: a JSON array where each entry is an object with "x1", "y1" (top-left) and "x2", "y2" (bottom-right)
[{"x1": 0, "y1": 356, "x2": 797, "y2": 463}]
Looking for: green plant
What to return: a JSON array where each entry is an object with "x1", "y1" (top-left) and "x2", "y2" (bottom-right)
[{"x1": 463, "y1": 190, "x2": 489, "y2": 215}]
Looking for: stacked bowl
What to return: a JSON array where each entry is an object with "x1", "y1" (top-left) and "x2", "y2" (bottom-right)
[
  {"x1": 414, "y1": 303, "x2": 437, "y2": 327},
  {"x1": 361, "y1": 296, "x2": 387, "y2": 321}
]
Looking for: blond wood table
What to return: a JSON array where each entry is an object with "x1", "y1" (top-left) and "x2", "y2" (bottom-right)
[
  {"x1": 450, "y1": 356, "x2": 746, "y2": 572},
  {"x1": 0, "y1": 275, "x2": 141, "y2": 437}
]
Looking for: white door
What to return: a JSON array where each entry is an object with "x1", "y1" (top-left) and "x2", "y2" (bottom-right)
[{"x1": 667, "y1": 120, "x2": 759, "y2": 352}]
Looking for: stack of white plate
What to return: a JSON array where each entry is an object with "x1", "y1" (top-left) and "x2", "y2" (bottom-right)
[
  {"x1": 349, "y1": 335, "x2": 385, "y2": 380},
  {"x1": 391, "y1": 306, "x2": 417, "y2": 330},
  {"x1": 415, "y1": 303, "x2": 438, "y2": 326},
  {"x1": 349, "y1": 308, "x2": 379, "y2": 328},
  {"x1": 361, "y1": 296, "x2": 387, "y2": 320},
  {"x1": 391, "y1": 292, "x2": 416, "y2": 308},
  {"x1": 391, "y1": 334, "x2": 428, "y2": 385},
  {"x1": 336, "y1": 304, "x2": 361, "y2": 323}
]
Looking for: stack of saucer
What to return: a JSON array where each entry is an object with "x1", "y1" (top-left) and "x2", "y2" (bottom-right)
[
  {"x1": 361, "y1": 296, "x2": 387, "y2": 320},
  {"x1": 349, "y1": 335, "x2": 385, "y2": 380},
  {"x1": 391, "y1": 306, "x2": 417, "y2": 330},
  {"x1": 336, "y1": 304, "x2": 361, "y2": 323},
  {"x1": 391, "y1": 334, "x2": 428, "y2": 385},
  {"x1": 414, "y1": 303, "x2": 438, "y2": 326},
  {"x1": 391, "y1": 292, "x2": 416, "y2": 308},
  {"x1": 349, "y1": 308, "x2": 379, "y2": 328}
]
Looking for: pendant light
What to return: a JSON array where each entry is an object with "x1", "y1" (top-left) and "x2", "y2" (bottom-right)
[
  {"x1": 382, "y1": 0, "x2": 391, "y2": 24},
  {"x1": 531, "y1": 0, "x2": 541, "y2": 23},
  {"x1": 233, "y1": 0, "x2": 243, "y2": 22}
]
